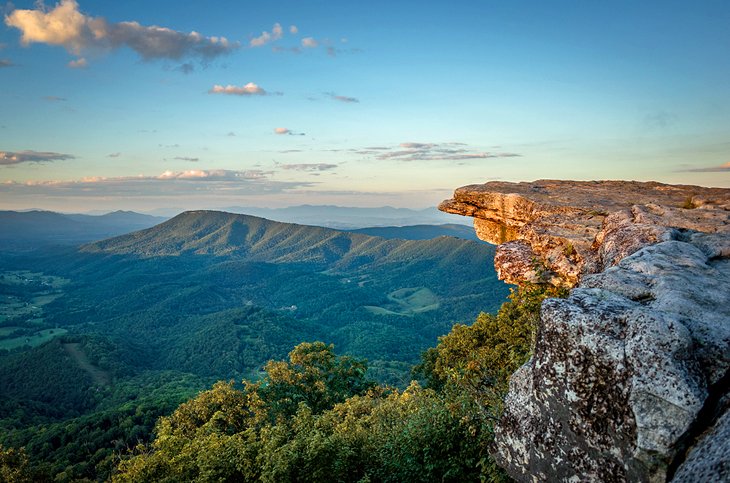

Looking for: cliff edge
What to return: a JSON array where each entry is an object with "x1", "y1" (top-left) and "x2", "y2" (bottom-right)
[{"x1": 439, "y1": 180, "x2": 729, "y2": 482}]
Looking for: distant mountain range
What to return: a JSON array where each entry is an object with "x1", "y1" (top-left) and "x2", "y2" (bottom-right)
[
  {"x1": 0, "y1": 207, "x2": 476, "y2": 251},
  {"x1": 155, "y1": 205, "x2": 472, "y2": 229},
  {"x1": 0, "y1": 210, "x2": 167, "y2": 249},
  {"x1": 83, "y1": 211, "x2": 479, "y2": 270}
]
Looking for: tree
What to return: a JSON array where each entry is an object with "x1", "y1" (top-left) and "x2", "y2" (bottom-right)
[
  {"x1": 252, "y1": 341, "x2": 373, "y2": 422},
  {"x1": 0, "y1": 445, "x2": 32, "y2": 483}
]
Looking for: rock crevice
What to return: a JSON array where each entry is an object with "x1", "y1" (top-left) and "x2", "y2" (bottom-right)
[{"x1": 439, "y1": 180, "x2": 729, "y2": 482}]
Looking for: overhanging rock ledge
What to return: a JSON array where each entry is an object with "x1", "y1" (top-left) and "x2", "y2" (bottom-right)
[{"x1": 439, "y1": 179, "x2": 730, "y2": 482}]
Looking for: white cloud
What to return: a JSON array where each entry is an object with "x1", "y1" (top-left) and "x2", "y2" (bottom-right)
[
  {"x1": 5, "y1": 0, "x2": 238, "y2": 63},
  {"x1": 157, "y1": 169, "x2": 267, "y2": 180},
  {"x1": 209, "y1": 82, "x2": 268, "y2": 96},
  {"x1": 250, "y1": 22, "x2": 283, "y2": 47},
  {"x1": 301, "y1": 37, "x2": 318, "y2": 48},
  {"x1": 289, "y1": 25, "x2": 298, "y2": 34},
  {"x1": 0, "y1": 150, "x2": 75, "y2": 165}
]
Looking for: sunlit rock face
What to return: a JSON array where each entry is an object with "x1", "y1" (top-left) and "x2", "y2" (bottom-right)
[
  {"x1": 440, "y1": 180, "x2": 730, "y2": 482},
  {"x1": 439, "y1": 180, "x2": 729, "y2": 286}
]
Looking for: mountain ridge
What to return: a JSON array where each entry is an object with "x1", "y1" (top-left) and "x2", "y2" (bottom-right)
[{"x1": 82, "y1": 210, "x2": 482, "y2": 271}]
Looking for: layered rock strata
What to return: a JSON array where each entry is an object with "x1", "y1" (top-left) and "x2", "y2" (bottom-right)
[
  {"x1": 439, "y1": 180, "x2": 729, "y2": 286},
  {"x1": 439, "y1": 180, "x2": 730, "y2": 482}
]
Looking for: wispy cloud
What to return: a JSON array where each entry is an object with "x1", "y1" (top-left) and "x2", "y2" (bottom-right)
[
  {"x1": 172, "y1": 156, "x2": 199, "y2": 162},
  {"x1": 250, "y1": 23, "x2": 283, "y2": 47},
  {"x1": 5, "y1": 0, "x2": 239, "y2": 65},
  {"x1": 326, "y1": 92, "x2": 359, "y2": 103},
  {"x1": 0, "y1": 59, "x2": 16, "y2": 67},
  {"x1": 177, "y1": 62, "x2": 194, "y2": 74},
  {"x1": 280, "y1": 163, "x2": 337, "y2": 171},
  {"x1": 67, "y1": 57, "x2": 87, "y2": 68},
  {"x1": 0, "y1": 150, "x2": 76, "y2": 165},
  {"x1": 680, "y1": 161, "x2": 730, "y2": 173},
  {"x1": 289, "y1": 25, "x2": 298, "y2": 35},
  {"x1": 42, "y1": 95, "x2": 67, "y2": 102},
  {"x1": 274, "y1": 127, "x2": 305, "y2": 136},
  {"x1": 107, "y1": 152, "x2": 121, "y2": 158},
  {"x1": 356, "y1": 142, "x2": 521, "y2": 162},
  {"x1": 209, "y1": 82, "x2": 272, "y2": 96}
]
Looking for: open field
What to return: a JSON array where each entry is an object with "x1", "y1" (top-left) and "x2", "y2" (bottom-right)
[
  {"x1": 0, "y1": 328, "x2": 68, "y2": 351},
  {"x1": 364, "y1": 287, "x2": 440, "y2": 316},
  {"x1": 0, "y1": 327, "x2": 21, "y2": 337},
  {"x1": 0, "y1": 270, "x2": 69, "y2": 289},
  {"x1": 0, "y1": 270, "x2": 71, "y2": 349}
]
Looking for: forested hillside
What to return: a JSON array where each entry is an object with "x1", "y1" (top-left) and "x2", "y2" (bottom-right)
[{"x1": 0, "y1": 212, "x2": 510, "y2": 480}]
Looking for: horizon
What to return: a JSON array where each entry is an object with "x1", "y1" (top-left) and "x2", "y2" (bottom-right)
[
  {"x1": 2, "y1": 0, "x2": 729, "y2": 212},
  {"x1": 2, "y1": 203, "x2": 454, "y2": 216}
]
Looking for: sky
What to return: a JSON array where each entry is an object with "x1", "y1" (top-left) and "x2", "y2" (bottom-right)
[{"x1": 1, "y1": 0, "x2": 729, "y2": 213}]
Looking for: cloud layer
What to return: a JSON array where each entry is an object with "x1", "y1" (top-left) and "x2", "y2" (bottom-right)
[
  {"x1": 356, "y1": 142, "x2": 521, "y2": 162},
  {"x1": 0, "y1": 150, "x2": 75, "y2": 165},
  {"x1": 682, "y1": 161, "x2": 730, "y2": 172},
  {"x1": 280, "y1": 163, "x2": 337, "y2": 171},
  {"x1": 5, "y1": 0, "x2": 238, "y2": 62},
  {"x1": 1, "y1": 169, "x2": 312, "y2": 200}
]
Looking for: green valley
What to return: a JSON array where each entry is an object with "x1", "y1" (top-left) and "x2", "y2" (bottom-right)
[{"x1": 0, "y1": 211, "x2": 509, "y2": 481}]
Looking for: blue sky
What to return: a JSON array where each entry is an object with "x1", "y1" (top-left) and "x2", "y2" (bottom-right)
[{"x1": 1, "y1": 0, "x2": 729, "y2": 212}]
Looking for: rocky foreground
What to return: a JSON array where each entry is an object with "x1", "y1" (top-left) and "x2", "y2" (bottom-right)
[{"x1": 440, "y1": 180, "x2": 729, "y2": 482}]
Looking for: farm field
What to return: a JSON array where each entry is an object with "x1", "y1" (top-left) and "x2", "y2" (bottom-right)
[
  {"x1": 364, "y1": 287, "x2": 440, "y2": 316},
  {"x1": 0, "y1": 270, "x2": 70, "y2": 351}
]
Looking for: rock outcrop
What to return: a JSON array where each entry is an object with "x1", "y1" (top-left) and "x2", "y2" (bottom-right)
[{"x1": 439, "y1": 180, "x2": 730, "y2": 482}]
